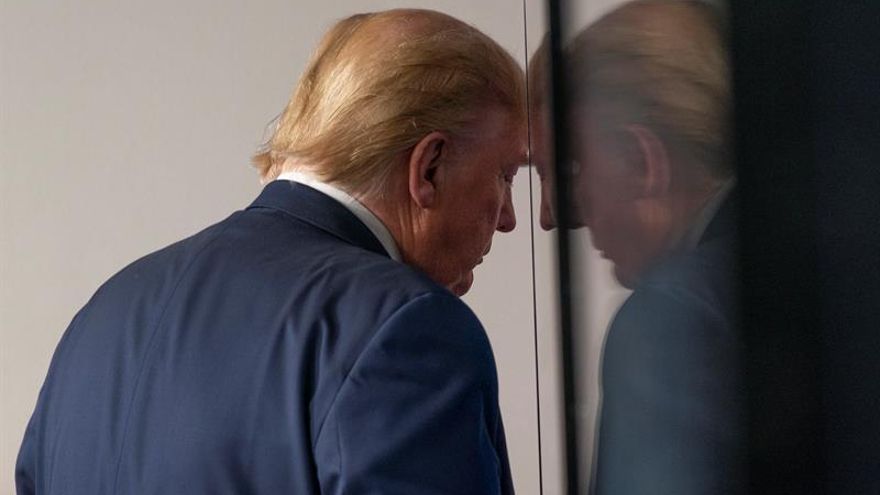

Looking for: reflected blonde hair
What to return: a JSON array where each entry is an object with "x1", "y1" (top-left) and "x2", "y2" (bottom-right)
[
  {"x1": 566, "y1": 0, "x2": 731, "y2": 179},
  {"x1": 253, "y1": 9, "x2": 526, "y2": 196}
]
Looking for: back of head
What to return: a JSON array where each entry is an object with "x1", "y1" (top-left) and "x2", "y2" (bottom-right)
[
  {"x1": 568, "y1": 0, "x2": 731, "y2": 181},
  {"x1": 253, "y1": 9, "x2": 526, "y2": 196}
]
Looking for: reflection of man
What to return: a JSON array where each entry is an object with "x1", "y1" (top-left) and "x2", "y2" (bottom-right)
[
  {"x1": 531, "y1": 1, "x2": 744, "y2": 493},
  {"x1": 17, "y1": 9, "x2": 526, "y2": 494}
]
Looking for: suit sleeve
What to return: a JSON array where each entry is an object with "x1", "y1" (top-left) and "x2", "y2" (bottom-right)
[
  {"x1": 595, "y1": 287, "x2": 746, "y2": 495},
  {"x1": 313, "y1": 291, "x2": 514, "y2": 495},
  {"x1": 15, "y1": 409, "x2": 38, "y2": 495}
]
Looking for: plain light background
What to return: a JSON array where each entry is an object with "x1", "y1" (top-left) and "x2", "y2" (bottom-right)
[{"x1": 0, "y1": 1, "x2": 626, "y2": 493}]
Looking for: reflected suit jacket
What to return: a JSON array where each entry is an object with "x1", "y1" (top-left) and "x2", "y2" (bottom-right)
[
  {"x1": 16, "y1": 181, "x2": 514, "y2": 495},
  {"x1": 594, "y1": 194, "x2": 746, "y2": 495}
]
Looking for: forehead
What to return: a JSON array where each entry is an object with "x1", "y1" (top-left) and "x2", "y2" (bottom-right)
[
  {"x1": 500, "y1": 111, "x2": 529, "y2": 164},
  {"x1": 468, "y1": 107, "x2": 528, "y2": 161}
]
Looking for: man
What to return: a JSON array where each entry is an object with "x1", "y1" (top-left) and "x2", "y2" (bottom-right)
[
  {"x1": 530, "y1": 1, "x2": 745, "y2": 493},
  {"x1": 16, "y1": 9, "x2": 527, "y2": 494}
]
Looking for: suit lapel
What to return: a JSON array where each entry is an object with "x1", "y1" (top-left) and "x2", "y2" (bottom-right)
[{"x1": 700, "y1": 189, "x2": 738, "y2": 245}]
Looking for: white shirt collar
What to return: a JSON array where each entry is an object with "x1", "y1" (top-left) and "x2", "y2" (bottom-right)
[
  {"x1": 275, "y1": 171, "x2": 403, "y2": 262},
  {"x1": 682, "y1": 179, "x2": 735, "y2": 250}
]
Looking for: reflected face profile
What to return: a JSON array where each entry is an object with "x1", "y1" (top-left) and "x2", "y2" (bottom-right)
[
  {"x1": 570, "y1": 118, "x2": 658, "y2": 288},
  {"x1": 536, "y1": 3, "x2": 743, "y2": 494},
  {"x1": 533, "y1": 111, "x2": 653, "y2": 288},
  {"x1": 528, "y1": 0, "x2": 733, "y2": 291},
  {"x1": 424, "y1": 108, "x2": 526, "y2": 296}
]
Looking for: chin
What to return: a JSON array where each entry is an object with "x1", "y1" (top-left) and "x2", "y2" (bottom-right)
[
  {"x1": 450, "y1": 272, "x2": 475, "y2": 297},
  {"x1": 612, "y1": 264, "x2": 638, "y2": 290}
]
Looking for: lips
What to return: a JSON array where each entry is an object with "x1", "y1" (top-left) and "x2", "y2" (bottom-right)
[{"x1": 477, "y1": 246, "x2": 491, "y2": 265}]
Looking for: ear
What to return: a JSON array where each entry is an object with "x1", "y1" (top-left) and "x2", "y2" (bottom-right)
[
  {"x1": 407, "y1": 131, "x2": 448, "y2": 208},
  {"x1": 623, "y1": 124, "x2": 671, "y2": 198}
]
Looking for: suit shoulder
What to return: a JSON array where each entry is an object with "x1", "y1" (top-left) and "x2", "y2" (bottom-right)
[
  {"x1": 631, "y1": 238, "x2": 737, "y2": 321},
  {"x1": 330, "y1": 258, "x2": 490, "y2": 355},
  {"x1": 378, "y1": 290, "x2": 488, "y2": 347},
  {"x1": 608, "y1": 237, "x2": 739, "y2": 344},
  {"x1": 84, "y1": 211, "x2": 243, "y2": 304}
]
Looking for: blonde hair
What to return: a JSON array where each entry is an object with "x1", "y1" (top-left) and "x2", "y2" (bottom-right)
[
  {"x1": 567, "y1": 0, "x2": 732, "y2": 179},
  {"x1": 253, "y1": 9, "x2": 526, "y2": 196}
]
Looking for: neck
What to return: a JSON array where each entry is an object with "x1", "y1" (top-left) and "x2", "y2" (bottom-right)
[{"x1": 357, "y1": 188, "x2": 421, "y2": 267}]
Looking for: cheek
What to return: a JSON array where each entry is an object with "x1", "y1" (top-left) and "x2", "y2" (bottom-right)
[
  {"x1": 586, "y1": 192, "x2": 626, "y2": 242},
  {"x1": 470, "y1": 188, "x2": 505, "y2": 245},
  {"x1": 482, "y1": 185, "x2": 505, "y2": 216}
]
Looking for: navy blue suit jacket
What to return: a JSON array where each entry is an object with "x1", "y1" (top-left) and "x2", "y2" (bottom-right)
[
  {"x1": 594, "y1": 195, "x2": 746, "y2": 494},
  {"x1": 16, "y1": 181, "x2": 514, "y2": 494}
]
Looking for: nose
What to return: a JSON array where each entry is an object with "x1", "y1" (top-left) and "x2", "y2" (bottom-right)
[
  {"x1": 540, "y1": 199, "x2": 556, "y2": 230},
  {"x1": 539, "y1": 179, "x2": 557, "y2": 231},
  {"x1": 496, "y1": 188, "x2": 516, "y2": 233}
]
